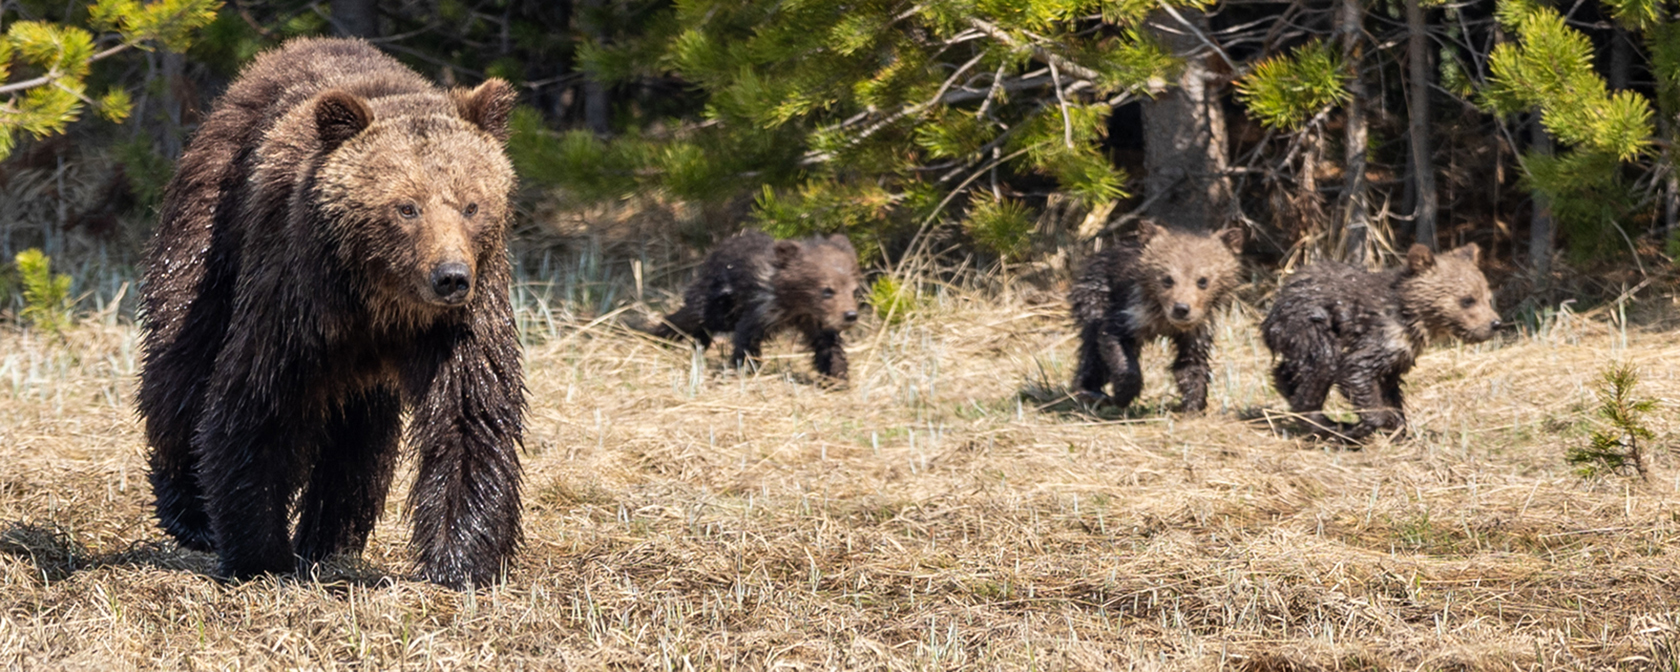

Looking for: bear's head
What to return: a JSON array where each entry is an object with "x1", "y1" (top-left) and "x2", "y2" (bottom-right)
[
  {"x1": 1134, "y1": 220, "x2": 1245, "y2": 331},
  {"x1": 312, "y1": 80, "x2": 517, "y2": 314},
  {"x1": 1401, "y1": 243, "x2": 1501, "y2": 343},
  {"x1": 773, "y1": 234, "x2": 862, "y2": 333}
]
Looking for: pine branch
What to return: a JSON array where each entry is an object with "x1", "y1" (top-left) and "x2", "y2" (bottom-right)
[{"x1": 966, "y1": 17, "x2": 1102, "y2": 82}]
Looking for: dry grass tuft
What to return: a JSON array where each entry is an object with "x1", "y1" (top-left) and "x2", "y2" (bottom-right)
[{"x1": 2, "y1": 281, "x2": 1680, "y2": 669}]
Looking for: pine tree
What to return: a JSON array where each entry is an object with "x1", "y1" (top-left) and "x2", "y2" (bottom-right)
[
  {"x1": 1485, "y1": 0, "x2": 1656, "y2": 265},
  {"x1": 526, "y1": 0, "x2": 1187, "y2": 264},
  {"x1": 0, "y1": 0, "x2": 219, "y2": 161}
]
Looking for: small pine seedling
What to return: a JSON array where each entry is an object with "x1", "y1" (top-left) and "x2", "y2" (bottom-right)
[
  {"x1": 1567, "y1": 361, "x2": 1659, "y2": 481},
  {"x1": 869, "y1": 276, "x2": 916, "y2": 325},
  {"x1": 14, "y1": 249, "x2": 74, "y2": 337}
]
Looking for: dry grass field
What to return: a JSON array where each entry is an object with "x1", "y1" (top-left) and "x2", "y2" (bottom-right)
[{"x1": 1, "y1": 277, "x2": 1679, "y2": 670}]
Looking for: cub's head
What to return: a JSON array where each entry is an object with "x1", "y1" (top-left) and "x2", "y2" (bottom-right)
[
  {"x1": 1402, "y1": 243, "x2": 1501, "y2": 343},
  {"x1": 312, "y1": 80, "x2": 516, "y2": 313},
  {"x1": 1134, "y1": 220, "x2": 1245, "y2": 330},
  {"x1": 773, "y1": 234, "x2": 862, "y2": 332}
]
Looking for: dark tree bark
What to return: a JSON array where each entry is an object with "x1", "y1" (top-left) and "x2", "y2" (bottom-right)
[
  {"x1": 581, "y1": 0, "x2": 611, "y2": 135},
  {"x1": 1406, "y1": 0, "x2": 1437, "y2": 250},
  {"x1": 1339, "y1": 0, "x2": 1371, "y2": 263},
  {"x1": 1140, "y1": 10, "x2": 1230, "y2": 231},
  {"x1": 1610, "y1": 26, "x2": 1631, "y2": 91},
  {"x1": 331, "y1": 0, "x2": 379, "y2": 38},
  {"x1": 1530, "y1": 114, "x2": 1555, "y2": 280}
]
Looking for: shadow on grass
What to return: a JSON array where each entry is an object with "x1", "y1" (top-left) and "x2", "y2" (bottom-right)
[
  {"x1": 0, "y1": 521, "x2": 398, "y2": 593},
  {"x1": 1017, "y1": 381, "x2": 1180, "y2": 422}
]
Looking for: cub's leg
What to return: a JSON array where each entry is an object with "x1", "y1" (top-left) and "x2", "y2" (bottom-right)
[{"x1": 1170, "y1": 330, "x2": 1214, "y2": 413}]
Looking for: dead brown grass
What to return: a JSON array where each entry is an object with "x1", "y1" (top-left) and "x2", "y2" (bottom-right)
[{"x1": 1, "y1": 284, "x2": 1679, "y2": 670}]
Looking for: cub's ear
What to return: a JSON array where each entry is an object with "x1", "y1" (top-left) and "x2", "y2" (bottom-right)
[
  {"x1": 453, "y1": 79, "x2": 517, "y2": 142},
  {"x1": 316, "y1": 90, "x2": 373, "y2": 154},
  {"x1": 1405, "y1": 243, "x2": 1436, "y2": 274},
  {"x1": 826, "y1": 233, "x2": 855, "y2": 254},
  {"x1": 1447, "y1": 242, "x2": 1481, "y2": 264},
  {"x1": 1216, "y1": 226, "x2": 1245, "y2": 255},
  {"x1": 772, "y1": 240, "x2": 802, "y2": 269},
  {"x1": 1135, "y1": 220, "x2": 1163, "y2": 244}
]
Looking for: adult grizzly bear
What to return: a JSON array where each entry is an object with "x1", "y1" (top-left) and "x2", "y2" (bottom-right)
[
  {"x1": 1261, "y1": 243, "x2": 1500, "y2": 440},
  {"x1": 138, "y1": 38, "x2": 523, "y2": 589},
  {"x1": 1069, "y1": 221, "x2": 1245, "y2": 413},
  {"x1": 639, "y1": 231, "x2": 862, "y2": 381}
]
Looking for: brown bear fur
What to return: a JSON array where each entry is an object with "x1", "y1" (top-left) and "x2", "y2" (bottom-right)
[
  {"x1": 1069, "y1": 221, "x2": 1245, "y2": 412},
  {"x1": 639, "y1": 231, "x2": 861, "y2": 381},
  {"x1": 137, "y1": 37, "x2": 524, "y2": 589},
  {"x1": 1261, "y1": 243, "x2": 1500, "y2": 440}
]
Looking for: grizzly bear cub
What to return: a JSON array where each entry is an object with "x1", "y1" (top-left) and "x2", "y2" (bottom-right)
[
  {"x1": 1261, "y1": 243, "x2": 1501, "y2": 440},
  {"x1": 138, "y1": 38, "x2": 524, "y2": 589},
  {"x1": 640, "y1": 231, "x2": 862, "y2": 381},
  {"x1": 1069, "y1": 221, "x2": 1245, "y2": 413}
]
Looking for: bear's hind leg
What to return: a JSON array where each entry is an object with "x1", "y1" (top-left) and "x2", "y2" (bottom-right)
[
  {"x1": 1072, "y1": 322, "x2": 1110, "y2": 400},
  {"x1": 293, "y1": 386, "x2": 402, "y2": 569},
  {"x1": 1098, "y1": 330, "x2": 1144, "y2": 409},
  {"x1": 140, "y1": 326, "x2": 226, "y2": 553}
]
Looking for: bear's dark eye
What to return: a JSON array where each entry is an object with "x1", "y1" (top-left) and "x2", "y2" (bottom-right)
[
  {"x1": 398, "y1": 204, "x2": 419, "y2": 219},
  {"x1": 464, "y1": 203, "x2": 478, "y2": 217},
  {"x1": 822, "y1": 288, "x2": 836, "y2": 299},
  {"x1": 1196, "y1": 277, "x2": 1209, "y2": 290},
  {"x1": 1161, "y1": 276, "x2": 1175, "y2": 289},
  {"x1": 1459, "y1": 296, "x2": 1476, "y2": 309}
]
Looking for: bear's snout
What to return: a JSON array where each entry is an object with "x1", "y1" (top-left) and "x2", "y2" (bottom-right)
[
  {"x1": 429, "y1": 262, "x2": 473, "y2": 304},
  {"x1": 843, "y1": 310, "x2": 859, "y2": 324},
  {"x1": 1171, "y1": 303, "x2": 1191, "y2": 321}
]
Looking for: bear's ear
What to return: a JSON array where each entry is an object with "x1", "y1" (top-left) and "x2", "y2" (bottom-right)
[
  {"x1": 1136, "y1": 220, "x2": 1163, "y2": 244},
  {"x1": 1215, "y1": 226, "x2": 1245, "y2": 255},
  {"x1": 1405, "y1": 243, "x2": 1436, "y2": 274},
  {"x1": 316, "y1": 90, "x2": 373, "y2": 154},
  {"x1": 772, "y1": 240, "x2": 802, "y2": 269},
  {"x1": 827, "y1": 233, "x2": 855, "y2": 254},
  {"x1": 453, "y1": 79, "x2": 517, "y2": 142},
  {"x1": 1446, "y1": 242, "x2": 1481, "y2": 265}
]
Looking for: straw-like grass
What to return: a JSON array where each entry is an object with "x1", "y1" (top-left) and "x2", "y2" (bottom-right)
[{"x1": 0, "y1": 276, "x2": 1678, "y2": 670}]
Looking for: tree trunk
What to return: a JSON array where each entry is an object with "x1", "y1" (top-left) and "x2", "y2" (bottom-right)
[
  {"x1": 1610, "y1": 26, "x2": 1631, "y2": 90},
  {"x1": 1530, "y1": 114, "x2": 1555, "y2": 280},
  {"x1": 331, "y1": 0, "x2": 379, "y2": 38},
  {"x1": 1340, "y1": 0, "x2": 1371, "y2": 263},
  {"x1": 1406, "y1": 0, "x2": 1437, "y2": 250},
  {"x1": 1140, "y1": 10, "x2": 1230, "y2": 231},
  {"x1": 581, "y1": 0, "x2": 611, "y2": 135}
]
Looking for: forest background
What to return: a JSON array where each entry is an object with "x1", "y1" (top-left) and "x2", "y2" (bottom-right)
[{"x1": 0, "y1": 0, "x2": 1674, "y2": 314}]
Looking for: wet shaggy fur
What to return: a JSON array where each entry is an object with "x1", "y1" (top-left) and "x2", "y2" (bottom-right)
[
  {"x1": 138, "y1": 38, "x2": 524, "y2": 589},
  {"x1": 1261, "y1": 243, "x2": 1501, "y2": 440},
  {"x1": 640, "y1": 232, "x2": 862, "y2": 381},
  {"x1": 1069, "y1": 221, "x2": 1245, "y2": 412}
]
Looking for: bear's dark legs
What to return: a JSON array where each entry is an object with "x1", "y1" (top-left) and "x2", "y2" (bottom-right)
[
  {"x1": 406, "y1": 331, "x2": 523, "y2": 590},
  {"x1": 1097, "y1": 330, "x2": 1144, "y2": 409},
  {"x1": 1072, "y1": 322, "x2": 1110, "y2": 398},
  {"x1": 293, "y1": 386, "x2": 402, "y2": 567},
  {"x1": 140, "y1": 320, "x2": 231, "y2": 552},
  {"x1": 808, "y1": 329, "x2": 847, "y2": 380},
  {"x1": 141, "y1": 356, "x2": 216, "y2": 552},
  {"x1": 1170, "y1": 331, "x2": 1213, "y2": 413},
  {"x1": 652, "y1": 302, "x2": 711, "y2": 350},
  {"x1": 194, "y1": 407, "x2": 310, "y2": 579},
  {"x1": 729, "y1": 312, "x2": 768, "y2": 372},
  {"x1": 1272, "y1": 358, "x2": 1341, "y2": 436},
  {"x1": 1340, "y1": 360, "x2": 1409, "y2": 439}
]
